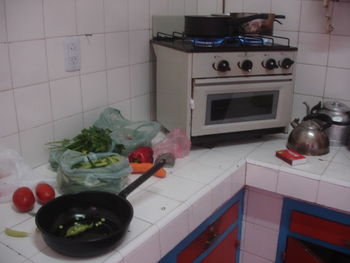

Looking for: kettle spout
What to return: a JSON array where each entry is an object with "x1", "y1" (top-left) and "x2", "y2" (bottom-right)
[
  {"x1": 303, "y1": 101, "x2": 310, "y2": 115},
  {"x1": 290, "y1": 118, "x2": 300, "y2": 129}
]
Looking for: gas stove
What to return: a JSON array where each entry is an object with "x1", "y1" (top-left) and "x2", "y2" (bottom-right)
[
  {"x1": 151, "y1": 15, "x2": 297, "y2": 53},
  {"x1": 151, "y1": 15, "x2": 298, "y2": 144}
]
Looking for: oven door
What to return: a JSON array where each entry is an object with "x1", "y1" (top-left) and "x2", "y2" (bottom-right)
[{"x1": 191, "y1": 75, "x2": 294, "y2": 136}]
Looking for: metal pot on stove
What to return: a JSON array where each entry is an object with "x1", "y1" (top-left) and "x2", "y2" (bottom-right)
[
  {"x1": 230, "y1": 13, "x2": 286, "y2": 35},
  {"x1": 310, "y1": 101, "x2": 350, "y2": 147},
  {"x1": 184, "y1": 13, "x2": 285, "y2": 38}
]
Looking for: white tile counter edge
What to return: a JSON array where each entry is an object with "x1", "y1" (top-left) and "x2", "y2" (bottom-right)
[{"x1": 1, "y1": 135, "x2": 350, "y2": 263}]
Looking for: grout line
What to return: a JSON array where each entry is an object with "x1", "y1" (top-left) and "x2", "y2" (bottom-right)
[{"x1": 41, "y1": 0, "x2": 55, "y2": 142}]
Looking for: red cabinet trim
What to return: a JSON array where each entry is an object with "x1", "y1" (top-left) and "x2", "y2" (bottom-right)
[
  {"x1": 177, "y1": 202, "x2": 239, "y2": 263},
  {"x1": 290, "y1": 211, "x2": 350, "y2": 249}
]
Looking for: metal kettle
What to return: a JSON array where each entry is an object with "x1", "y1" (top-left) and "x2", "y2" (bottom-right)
[
  {"x1": 287, "y1": 113, "x2": 332, "y2": 156},
  {"x1": 311, "y1": 101, "x2": 350, "y2": 147}
]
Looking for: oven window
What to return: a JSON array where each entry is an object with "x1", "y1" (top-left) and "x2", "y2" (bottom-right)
[{"x1": 206, "y1": 91, "x2": 279, "y2": 125}]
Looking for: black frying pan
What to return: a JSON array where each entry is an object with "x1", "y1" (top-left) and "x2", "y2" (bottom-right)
[{"x1": 35, "y1": 153, "x2": 175, "y2": 257}]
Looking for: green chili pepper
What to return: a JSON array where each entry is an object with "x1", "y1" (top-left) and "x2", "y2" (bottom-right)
[
  {"x1": 65, "y1": 223, "x2": 94, "y2": 237},
  {"x1": 5, "y1": 228, "x2": 29, "y2": 238}
]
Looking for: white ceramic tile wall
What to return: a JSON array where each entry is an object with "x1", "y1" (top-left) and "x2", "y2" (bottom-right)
[
  {"x1": 0, "y1": 0, "x2": 168, "y2": 167},
  {"x1": 1, "y1": 0, "x2": 350, "y2": 167}
]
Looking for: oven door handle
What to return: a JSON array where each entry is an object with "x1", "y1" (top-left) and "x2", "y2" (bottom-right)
[{"x1": 193, "y1": 75, "x2": 293, "y2": 86}]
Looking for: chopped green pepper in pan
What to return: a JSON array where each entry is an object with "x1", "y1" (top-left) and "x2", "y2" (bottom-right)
[{"x1": 65, "y1": 223, "x2": 94, "y2": 237}]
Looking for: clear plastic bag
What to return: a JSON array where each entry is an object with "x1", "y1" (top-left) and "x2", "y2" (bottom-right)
[
  {"x1": 152, "y1": 129, "x2": 191, "y2": 159},
  {"x1": 94, "y1": 107, "x2": 161, "y2": 155},
  {"x1": 49, "y1": 148, "x2": 65, "y2": 171},
  {"x1": 57, "y1": 150, "x2": 131, "y2": 194},
  {"x1": 0, "y1": 148, "x2": 55, "y2": 203}
]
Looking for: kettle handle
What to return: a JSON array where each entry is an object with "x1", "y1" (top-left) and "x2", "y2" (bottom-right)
[
  {"x1": 303, "y1": 113, "x2": 333, "y2": 130},
  {"x1": 290, "y1": 118, "x2": 300, "y2": 129},
  {"x1": 310, "y1": 101, "x2": 322, "y2": 114}
]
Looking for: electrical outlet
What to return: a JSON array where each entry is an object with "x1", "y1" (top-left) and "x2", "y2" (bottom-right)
[{"x1": 64, "y1": 37, "x2": 81, "y2": 72}]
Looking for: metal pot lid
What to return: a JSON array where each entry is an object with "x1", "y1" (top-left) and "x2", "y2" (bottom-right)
[
  {"x1": 322, "y1": 101, "x2": 350, "y2": 124},
  {"x1": 324, "y1": 101, "x2": 350, "y2": 112}
]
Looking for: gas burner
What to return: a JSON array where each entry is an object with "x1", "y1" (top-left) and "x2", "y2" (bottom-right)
[
  {"x1": 236, "y1": 35, "x2": 266, "y2": 46},
  {"x1": 188, "y1": 37, "x2": 227, "y2": 47},
  {"x1": 188, "y1": 35, "x2": 269, "y2": 48},
  {"x1": 153, "y1": 31, "x2": 296, "y2": 52}
]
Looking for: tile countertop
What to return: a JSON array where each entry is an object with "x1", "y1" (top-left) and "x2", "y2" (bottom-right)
[{"x1": 1, "y1": 134, "x2": 350, "y2": 263}]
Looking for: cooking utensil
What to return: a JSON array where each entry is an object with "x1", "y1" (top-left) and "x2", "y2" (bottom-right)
[
  {"x1": 230, "y1": 13, "x2": 285, "y2": 35},
  {"x1": 287, "y1": 114, "x2": 332, "y2": 156},
  {"x1": 35, "y1": 153, "x2": 175, "y2": 258},
  {"x1": 184, "y1": 13, "x2": 270, "y2": 38},
  {"x1": 311, "y1": 101, "x2": 350, "y2": 147}
]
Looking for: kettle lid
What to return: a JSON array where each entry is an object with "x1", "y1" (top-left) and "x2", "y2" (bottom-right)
[
  {"x1": 324, "y1": 101, "x2": 350, "y2": 113},
  {"x1": 323, "y1": 101, "x2": 350, "y2": 124}
]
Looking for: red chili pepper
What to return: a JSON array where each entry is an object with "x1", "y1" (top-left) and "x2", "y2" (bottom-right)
[{"x1": 128, "y1": 146, "x2": 154, "y2": 163}]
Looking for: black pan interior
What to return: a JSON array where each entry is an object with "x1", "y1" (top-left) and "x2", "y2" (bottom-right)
[{"x1": 36, "y1": 191, "x2": 133, "y2": 239}]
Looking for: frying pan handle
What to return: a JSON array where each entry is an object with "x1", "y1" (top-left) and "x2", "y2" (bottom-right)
[
  {"x1": 274, "y1": 15, "x2": 286, "y2": 19},
  {"x1": 229, "y1": 14, "x2": 269, "y2": 25},
  {"x1": 274, "y1": 19, "x2": 283, "y2": 25},
  {"x1": 273, "y1": 15, "x2": 286, "y2": 25},
  {"x1": 118, "y1": 159, "x2": 166, "y2": 199}
]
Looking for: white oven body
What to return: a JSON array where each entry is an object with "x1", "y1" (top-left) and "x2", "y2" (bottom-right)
[
  {"x1": 152, "y1": 44, "x2": 296, "y2": 139},
  {"x1": 191, "y1": 75, "x2": 294, "y2": 136}
]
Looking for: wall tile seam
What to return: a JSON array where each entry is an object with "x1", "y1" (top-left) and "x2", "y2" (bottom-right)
[
  {"x1": 129, "y1": 92, "x2": 153, "y2": 101},
  {"x1": 295, "y1": 62, "x2": 350, "y2": 71},
  {"x1": 33, "y1": 66, "x2": 132, "y2": 85},
  {"x1": 298, "y1": 32, "x2": 350, "y2": 40},
  {"x1": 293, "y1": 93, "x2": 350, "y2": 105},
  {"x1": 7, "y1": 69, "x2": 113, "y2": 90},
  {"x1": 2, "y1": 30, "x2": 152, "y2": 45},
  {"x1": 7, "y1": 121, "x2": 53, "y2": 135},
  {"x1": 41, "y1": 7, "x2": 56, "y2": 144},
  {"x1": 51, "y1": 111, "x2": 84, "y2": 123},
  {"x1": 2, "y1": 37, "x2": 19, "y2": 140},
  {"x1": 0, "y1": 105, "x2": 130, "y2": 137},
  {"x1": 243, "y1": 218, "x2": 280, "y2": 233}
]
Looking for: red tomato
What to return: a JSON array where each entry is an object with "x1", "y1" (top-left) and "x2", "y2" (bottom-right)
[
  {"x1": 12, "y1": 187, "x2": 35, "y2": 212},
  {"x1": 35, "y1": 183, "x2": 55, "y2": 204}
]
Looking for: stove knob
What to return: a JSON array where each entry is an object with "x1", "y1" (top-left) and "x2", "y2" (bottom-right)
[
  {"x1": 213, "y1": 60, "x2": 231, "y2": 72},
  {"x1": 262, "y1": 58, "x2": 278, "y2": 70},
  {"x1": 238, "y1": 60, "x2": 253, "y2": 72},
  {"x1": 279, "y1": 58, "x2": 294, "y2": 69}
]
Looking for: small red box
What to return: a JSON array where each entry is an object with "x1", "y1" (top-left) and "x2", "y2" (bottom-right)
[{"x1": 275, "y1": 149, "x2": 307, "y2": 166}]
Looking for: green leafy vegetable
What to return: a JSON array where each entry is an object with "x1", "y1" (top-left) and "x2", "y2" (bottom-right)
[{"x1": 46, "y1": 126, "x2": 125, "y2": 154}]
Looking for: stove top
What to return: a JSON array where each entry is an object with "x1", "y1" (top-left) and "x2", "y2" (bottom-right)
[{"x1": 152, "y1": 32, "x2": 298, "y2": 53}]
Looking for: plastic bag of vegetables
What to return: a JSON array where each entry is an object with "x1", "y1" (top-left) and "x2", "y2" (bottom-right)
[
  {"x1": 47, "y1": 126, "x2": 124, "y2": 171},
  {"x1": 57, "y1": 150, "x2": 131, "y2": 194},
  {"x1": 94, "y1": 107, "x2": 161, "y2": 155}
]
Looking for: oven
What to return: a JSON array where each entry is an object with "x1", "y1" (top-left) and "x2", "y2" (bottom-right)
[
  {"x1": 191, "y1": 75, "x2": 293, "y2": 136},
  {"x1": 151, "y1": 15, "x2": 297, "y2": 143}
]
